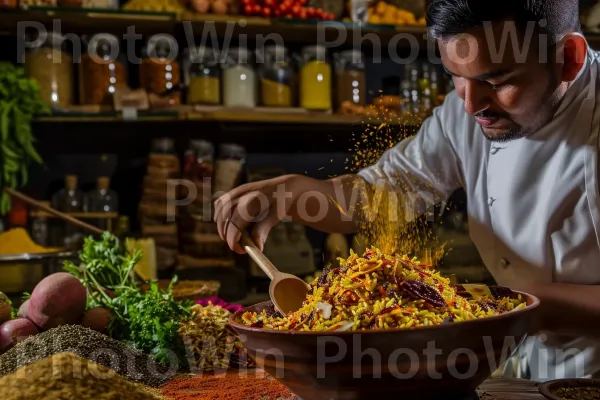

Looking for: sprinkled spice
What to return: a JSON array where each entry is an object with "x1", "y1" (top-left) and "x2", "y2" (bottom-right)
[
  {"x1": 160, "y1": 370, "x2": 297, "y2": 400},
  {"x1": 0, "y1": 352, "x2": 161, "y2": 400},
  {"x1": 0, "y1": 325, "x2": 174, "y2": 387}
]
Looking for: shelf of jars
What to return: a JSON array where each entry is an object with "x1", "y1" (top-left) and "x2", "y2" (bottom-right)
[{"x1": 0, "y1": 3, "x2": 429, "y2": 46}]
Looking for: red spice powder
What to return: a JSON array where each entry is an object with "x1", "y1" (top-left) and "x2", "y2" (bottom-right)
[{"x1": 160, "y1": 370, "x2": 298, "y2": 400}]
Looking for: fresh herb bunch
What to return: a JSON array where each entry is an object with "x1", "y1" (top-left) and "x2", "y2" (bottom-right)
[
  {"x1": 0, "y1": 62, "x2": 50, "y2": 215},
  {"x1": 64, "y1": 232, "x2": 192, "y2": 365}
]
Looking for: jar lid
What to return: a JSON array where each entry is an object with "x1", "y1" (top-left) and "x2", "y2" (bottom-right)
[
  {"x1": 190, "y1": 139, "x2": 214, "y2": 155},
  {"x1": 218, "y1": 143, "x2": 246, "y2": 160},
  {"x1": 337, "y1": 49, "x2": 365, "y2": 64},
  {"x1": 144, "y1": 35, "x2": 179, "y2": 60},
  {"x1": 84, "y1": 34, "x2": 121, "y2": 61},
  {"x1": 225, "y1": 47, "x2": 252, "y2": 64},
  {"x1": 152, "y1": 138, "x2": 176, "y2": 153},
  {"x1": 302, "y1": 45, "x2": 327, "y2": 61}
]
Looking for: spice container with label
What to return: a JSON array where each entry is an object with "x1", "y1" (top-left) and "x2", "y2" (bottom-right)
[
  {"x1": 140, "y1": 36, "x2": 181, "y2": 105},
  {"x1": 25, "y1": 32, "x2": 74, "y2": 107},
  {"x1": 184, "y1": 46, "x2": 221, "y2": 105},
  {"x1": 78, "y1": 35, "x2": 128, "y2": 106},
  {"x1": 222, "y1": 47, "x2": 256, "y2": 108},
  {"x1": 334, "y1": 49, "x2": 366, "y2": 109},
  {"x1": 214, "y1": 143, "x2": 246, "y2": 196},
  {"x1": 299, "y1": 45, "x2": 331, "y2": 110},
  {"x1": 257, "y1": 45, "x2": 294, "y2": 107}
]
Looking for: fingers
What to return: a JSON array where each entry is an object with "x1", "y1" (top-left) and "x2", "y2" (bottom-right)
[
  {"x1": 222, "y1": 191, "x2": 271, "y2": 254},
  {"x1": 250, "y1": 207, "x2": 281, "y2": 252}
]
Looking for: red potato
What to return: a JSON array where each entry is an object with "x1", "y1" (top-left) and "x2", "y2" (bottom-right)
[
  {"x1": 0, "y1": 318, "x2": 39, "y2": 353},
  {"x1": 17, "y1": 299, "x2": 29, "y2": 319},
  {"x1": 80, "y1": 307, "x2": 111, "y2": 335},
  {"x1": 28, "y1": 273, "x2": 87, "y2": 330}
]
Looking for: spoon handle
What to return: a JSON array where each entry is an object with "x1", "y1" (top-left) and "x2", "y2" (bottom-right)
[{"x1": 236, "y1": 225, "x2": 280, "y2": 281}]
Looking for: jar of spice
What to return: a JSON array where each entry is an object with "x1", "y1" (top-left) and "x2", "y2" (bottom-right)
[
  {"x1": 0, "y1": 0, "x2": 18, "y2": 8},
  {"x1": 78, "y1": 35, "x2": 128, "y2": 106},
  {"x1": 60, "y1": 0, "x2": 83, "y2": 6},
  {"x1": 24, "y1": 32, "x2": 74, "y2": 108},
  {"x1": 184, "y1": 46, "x2": 221, "y2": 105},
  {"x1": 222, "y1": 47, "x2": 256, "y2": 108},
  {"x1": 214, "y1": 143, "x2": 246, "y2": 195},
  {"x1": 299, "y1": 45, "x2": 332, "y2": 111},
  {"x1": 140, "y1": 36, "x2": 181, "y2": 105},
  {"x1": 258, "y1": 45, "x2": 294, "y2": 107},
  {"x1": 183, "y1": 139, "x2": 215, "y2": 182},
  {"x1": 334, "y1": 49, "x2": 366, "y2": 109}
]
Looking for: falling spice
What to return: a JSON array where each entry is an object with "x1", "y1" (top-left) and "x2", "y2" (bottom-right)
[
  {"x1": 0, "y1": 352, "x2": 161, "y2": 400},
  {"x1": 160, "y1": 370, "x2": 297, "y2": 400},
  {"x1": 0, "y1": 325, "x2": 174, "y2": 387}
]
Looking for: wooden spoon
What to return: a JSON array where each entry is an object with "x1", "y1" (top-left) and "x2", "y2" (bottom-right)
[{"x1": 231, "y1": 221, "x2": 309, "y2": 315}]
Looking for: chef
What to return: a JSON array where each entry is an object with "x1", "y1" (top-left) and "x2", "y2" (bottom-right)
[{"x1": 214, "y1": 0, "x2": 600, "y2": 381}]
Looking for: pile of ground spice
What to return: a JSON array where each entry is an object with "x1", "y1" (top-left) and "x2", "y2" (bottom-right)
[
  {"x1": 0, "y1": 325, "x2": 174, "y2": 387},
  {"x1": 0, "y1": 352, "x2": 161, "y2": 400},
  {"x1": 160, "y1": 370, "x2": 297, "y2": 400}
]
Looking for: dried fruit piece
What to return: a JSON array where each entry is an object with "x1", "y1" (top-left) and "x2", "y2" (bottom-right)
[{"x1": 401, "y1": 280, "x2": 446, "y2": 308}]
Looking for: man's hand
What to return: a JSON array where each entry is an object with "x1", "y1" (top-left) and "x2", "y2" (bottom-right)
[{"x1": 214, "y1": 174, "x2": 364, "y2": 254}]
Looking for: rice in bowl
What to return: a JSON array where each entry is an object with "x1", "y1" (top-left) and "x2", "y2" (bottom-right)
[{"x1": 240, "y1": 247, "x2": 526, "y2": 332}]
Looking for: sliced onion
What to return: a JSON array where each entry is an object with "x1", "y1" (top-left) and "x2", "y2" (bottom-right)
[
  {"x1": 337, "y1": 321, "x2": 355, "y2": 332},
  {"x1": 316, "y1": 302, "x2": 333, "y2": 319}
]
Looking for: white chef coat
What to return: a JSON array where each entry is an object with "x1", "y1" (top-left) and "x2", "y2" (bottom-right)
[{"x1": 358, "y1": 44, "x2": 600, "y2": 381}]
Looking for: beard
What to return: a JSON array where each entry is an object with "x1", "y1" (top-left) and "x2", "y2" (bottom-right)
[{"x1": 479, "y1": 73, "x2": 564, "y2": 143}]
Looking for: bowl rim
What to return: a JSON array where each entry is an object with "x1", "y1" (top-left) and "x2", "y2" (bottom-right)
[
  {"x1": 228, "y1": 290, "x2": 540, "y2": 335},
  {"x1": 538, "y1": 378, "x2": 600, "y2": 400}
]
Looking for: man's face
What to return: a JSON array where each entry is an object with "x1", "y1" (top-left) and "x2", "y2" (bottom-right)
[{"x1": 438, "y1": 22, "x2": 564, "y2": 142}]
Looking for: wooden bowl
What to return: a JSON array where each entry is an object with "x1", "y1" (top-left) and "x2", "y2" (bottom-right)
[
  {"x1": 228, "y1": 292, "x2": 539, "y2": 400},
  {"x1": 538, "y1": 378, "x2": 600, "y2": 400}
]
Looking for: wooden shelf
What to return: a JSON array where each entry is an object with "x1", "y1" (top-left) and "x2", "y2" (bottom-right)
[
  {"x1": 34, "y1": 106, "x2": 383, "y2": 125},
  {"x1": 29, "y1": 211, "x2": 118, "y2": 219}
]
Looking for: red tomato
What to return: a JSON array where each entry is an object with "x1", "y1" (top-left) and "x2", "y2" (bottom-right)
[
  {"x1": 274, "y1": 8, "x2": 281, "y2": 16},
  {"x1": 242, "y1": 0, "x2": 252, "y2": 5},
  {"x1": 299, "y1": 8, "x2": 307, "y2": 19},
  {"x1": 264, "y1": 0, "x2": 275, "y2": 8},
  {"x1": 314, "y1": 8, "x2": 323, "y2": 17},
  {"x1": 291, "y1": 4, "x2": 301, "y2": 16},
  {"x1": 253, "y1": 4, "x2": 261, "y2": 13},
  {"x1": 261, "y1": 7, "x2": 272, "y2": 17},
  {"x1": 244, "y1": 4, "x2": 253, "y2": 14},
  {"x1": 299, "y1": 0, "x2": 307, "y2": 5},
  {"x1": 306, "y1": 6, "x2": 315, "y2": 17},
  {"x1": 279, "y1": 3, "x2": 288, "y2": 13}
]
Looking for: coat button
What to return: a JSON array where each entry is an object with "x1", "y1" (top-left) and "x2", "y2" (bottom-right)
[
  {"x1": 491, "y1": 147, "x2": 499, "y2": 155},
  {"x1": 500, "y1": 258, "x2": 510, "y2": 268},
  {"x1": 488, "y1": 197, "x2": 496, "y2": 206}
]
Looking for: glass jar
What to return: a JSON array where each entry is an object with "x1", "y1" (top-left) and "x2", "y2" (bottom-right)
[
  {"x1": 183, "y1": 139, "x2": 215, "y2": 181},
  {"x1": 214, "y1": 143, "x2": 246, "y2": 195},
  {"x1": 24, "y1": 32, "x2": 74, "y2": 107},
  {"x1": 78, "y1": 34, "x2": 128, "y2": 106},
  {"x1": 140, "y1": 36, "x2": 181, "y2": 105},
  {"x1": 334, "y1": 49, "x2": 366, "y2": 109},
  {"x1": 222, "y1": 47, "x2": 256, "y2": 108},
  {"x1": 184, "y1": 46, "x2": 221, "y2": 105},
  {"x1": 258, "y1": 45, "x2": 294, "y2": 107},
  {"x1": 20, "y1": 0, "x2": 57, "y2": 6},
  {"x1": 299, "y1": 45, "x2": 332, "y2": 110},
  {"x1": 0, "y1": 0, "x2": 18, "y2": 8}
]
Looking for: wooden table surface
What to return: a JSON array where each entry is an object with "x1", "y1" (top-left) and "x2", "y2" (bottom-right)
[{"x1": 478, "y1": 378, "x2": 546, "y2": 400}]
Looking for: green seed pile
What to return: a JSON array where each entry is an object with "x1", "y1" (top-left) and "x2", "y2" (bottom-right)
[
  {"x1": 0, "y1": 325, "x2": 176, "y2": 387},
  {"x1": 0, "y1": 352, "x2": 162, "y2": 400}
]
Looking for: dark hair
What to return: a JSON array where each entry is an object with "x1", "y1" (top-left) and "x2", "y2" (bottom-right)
[{"x1": 426, "y1": 0, "x2": 581, "y2": 45}]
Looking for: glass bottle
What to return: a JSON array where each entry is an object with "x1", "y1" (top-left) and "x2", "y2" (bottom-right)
[
  {"x1": 222, "y1": 47, "x2": 257, "y2": 107},
  {"x1": 51, "y1": 175, "x2": 85, "y2": 242},
  {"x1": 299, "y1": 45, "x2": 332, "y2": 110},
  {"x1": 258, "y1": 45, "x2": 294, "y2": 107},
  {"x1": 140, "y1": 36, "x2": 181, "y2": 105},
  {"x1": 185, "y1": 46, "x2": 221, "y2": 105},
  {"x1": 86, "y1": 177, "x2": 119, "y2": 231},
  {"x1": 183, "y1": 139, "x2": 215, "y2": 182},
  {"x1": 333, "y1": 49, "x2": 366, "y2": 110},
  {"x1": 214, "y1": 143, "x2": 246, "y2": 196},
  {"x1": 79, "y1": 34, "x2": 128, "y2": 106},
  {"x1": 24, "y1": 31, "x2": 74, "y2": 108}
]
